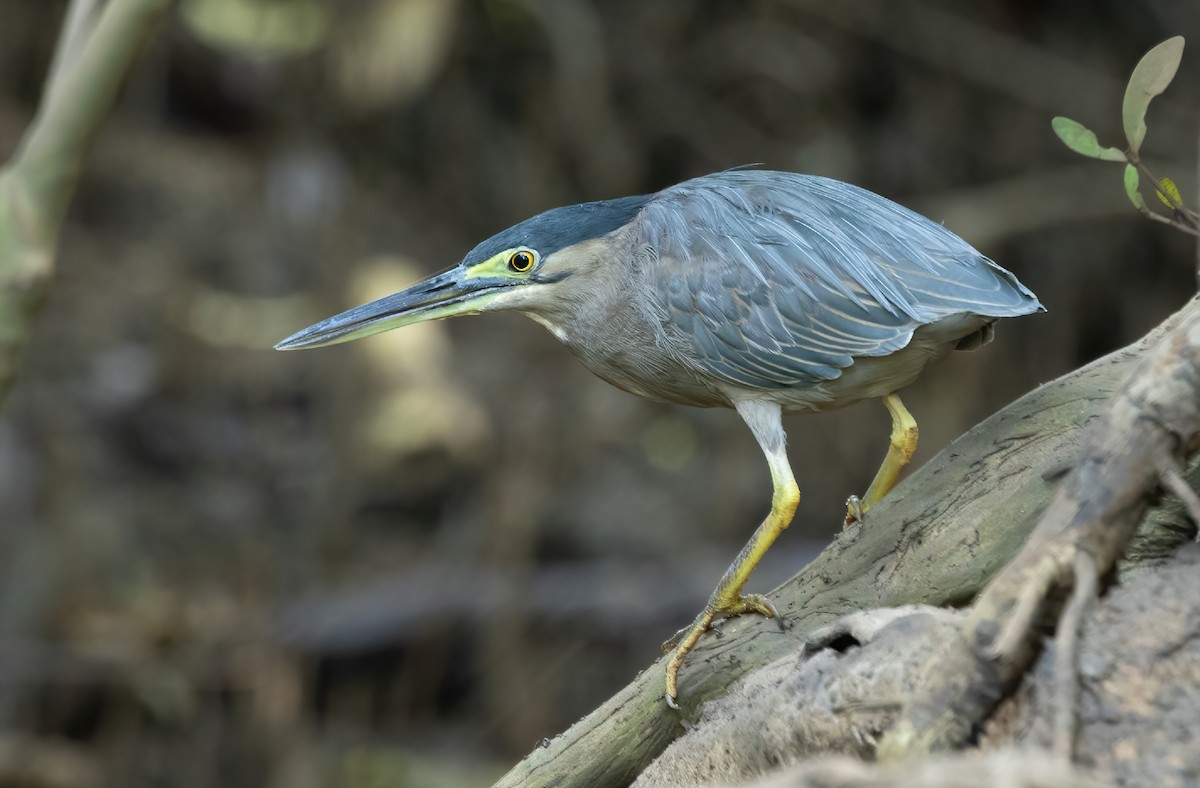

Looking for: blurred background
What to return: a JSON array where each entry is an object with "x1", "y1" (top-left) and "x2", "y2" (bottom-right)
[{"x1": 0, "y1": 0, "x2": 1197, "y2": 785}]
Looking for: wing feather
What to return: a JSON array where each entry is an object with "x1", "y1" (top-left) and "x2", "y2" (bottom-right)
[{"x1": 639, "y1": 171, "x2": 1043, "y2": 390}]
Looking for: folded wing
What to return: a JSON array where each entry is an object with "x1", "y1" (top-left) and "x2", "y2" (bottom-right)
[{"x1": 639, "y1": 171, "x2": 1042, "y2": 390}]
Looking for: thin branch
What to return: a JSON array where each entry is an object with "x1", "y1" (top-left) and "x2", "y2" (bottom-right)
[
  {"x1": 1053, "y1": 552, "x2": 1098, "y2": 762},
  {"x1": 1157, "y1": 457, "x2": 1200, "y2": 539},
  {"x1": 0, "y1": 0, "x2": 172, "y2": 404},
  {"x1": 45, "y1": 0, "x2": 103, "y2": 93},
  {"x1": 9, "y1": 0, "x2": 174, "y2": 240},
  {"x1": 988, "y1": 562, "x2": 1057, "y2": 660},
  {"x1": 1140, "y1": 209, "x2": 1200, "y2": 236}
]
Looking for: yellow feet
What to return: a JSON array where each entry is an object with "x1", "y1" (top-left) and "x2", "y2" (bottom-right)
[
  {"x1": 844, "y1": 392, "x2": 919, "y2": 528},
  {"x1": 663, "y1": 593, "x2": 780, "y2": 709},
  {"x1": 663, "y1": 395, "x2": 921, "y2": 707}
]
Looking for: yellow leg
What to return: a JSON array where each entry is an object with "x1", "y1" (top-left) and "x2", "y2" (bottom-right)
[
  {"x1": 665, "y1": 400, "x2": 798, "y2": 708},
  {"x1": 845, "y1": 392, "x2": 919, "y2": 525}
]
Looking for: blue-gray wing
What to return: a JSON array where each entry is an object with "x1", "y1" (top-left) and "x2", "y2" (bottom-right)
[{"x1": 638, "y1": 171, "x2": 1043, "y2": 390}]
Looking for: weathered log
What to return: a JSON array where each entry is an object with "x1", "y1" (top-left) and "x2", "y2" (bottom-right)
[
  {"x1": 493, "y1": 300, "x2": 1197, "y2": 788},
  {"x1": 634, "y1": 539, "x2": 1200, "y2": 786},
  {"x1": 878, "y1": 297, "x2": 1200, "y2": 758}
]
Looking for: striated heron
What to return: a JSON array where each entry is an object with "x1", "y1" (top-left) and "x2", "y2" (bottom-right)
[{"x1": 276, "y1": 169, "x2": 1043, "y2": 707}]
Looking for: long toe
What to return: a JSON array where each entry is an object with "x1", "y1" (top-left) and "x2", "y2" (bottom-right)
[
  {"x1": 664, "y1": 592, "x2": 783, "y2": 707},
  {"x1": 720, "y1": 592, "x2": 779, "y2": 622}
]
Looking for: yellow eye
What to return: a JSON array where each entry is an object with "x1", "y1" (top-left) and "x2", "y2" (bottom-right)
[{"x1": 508, "y1": 250, "x2": 535, "y2": 272}]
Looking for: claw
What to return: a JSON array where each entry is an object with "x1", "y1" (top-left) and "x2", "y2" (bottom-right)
[
  {"x1": 729, "y1": 592, "x2": 780, "y2": 625},
  {"x1": 844, "y1": 494, "x2": 865, "y2": 528}
]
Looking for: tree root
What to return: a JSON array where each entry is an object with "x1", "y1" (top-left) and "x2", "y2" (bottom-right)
[
  {"x1": 878, "y1": 298, "x2": 1200, "y2": 760},
  {"x1": 1051, "y1": 553, "x2": 1096, "y2": 761}
]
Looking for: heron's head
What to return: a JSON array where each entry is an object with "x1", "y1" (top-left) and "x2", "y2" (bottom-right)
[{"x1": 274, "y1": 193, "x2": 649, "y2": 351}]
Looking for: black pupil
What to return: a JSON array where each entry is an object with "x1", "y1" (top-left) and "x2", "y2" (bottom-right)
[{"x1": 513, "y1": 252, "x2": 531, "y2": 270}]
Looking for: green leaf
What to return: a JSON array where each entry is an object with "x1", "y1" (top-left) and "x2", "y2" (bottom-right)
[
  {"x1": 1122, "y1": 36, "x2": 1185, "y2": 155},
  {"x1": 1155, "y1": 176, "x2": 1183, "y2": 208},
  {"x1": 1124, "y1": 164, "x2": 1146, "y2": 211},
  {"x1": 1050, "y1": 116, "x2": 1127, "y2": 161}
]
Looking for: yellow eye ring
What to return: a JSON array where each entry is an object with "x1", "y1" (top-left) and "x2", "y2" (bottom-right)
[{"x1": 508, "y1": 250, "x2": 535, "y2": 272}]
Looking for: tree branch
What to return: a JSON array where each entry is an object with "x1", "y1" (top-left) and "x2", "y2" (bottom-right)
[
  {"x1": 0, "y1": 0, "x2": 172, "y2": 404},
  {"x1": 45, "y1": 0, "x2": 103, "y2": 94},
  {"x1": 1052, "y1": 552, "x2": 1097, "y2": 761},
  {"x1": 11, "y1": 0, "x2": 172, "y2": 239}
]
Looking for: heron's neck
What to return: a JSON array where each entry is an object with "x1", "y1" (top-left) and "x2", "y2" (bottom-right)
[{"x1": 524, "y1": 311, "x2": 573, "y2": 345}]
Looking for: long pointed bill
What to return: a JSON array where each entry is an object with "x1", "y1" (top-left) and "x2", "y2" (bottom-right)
[{"x1": 274, "y1": 267, "x2": 510, "y2": 350}]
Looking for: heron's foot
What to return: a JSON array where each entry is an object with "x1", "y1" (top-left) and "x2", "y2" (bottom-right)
[
  {"x1": 663, "y1": 592, "x2": 782, "y2": 709},
  {"x1": 844, "y1": 494, "x2": 865, "y2": 528},
  {"x1": 660, "y1": 594, "x2": 778, "y2": 651}
]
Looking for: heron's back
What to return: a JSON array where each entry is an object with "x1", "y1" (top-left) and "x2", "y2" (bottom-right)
[{"x1": 566, "y1": 171, "x2": 1042, "y2": 410}]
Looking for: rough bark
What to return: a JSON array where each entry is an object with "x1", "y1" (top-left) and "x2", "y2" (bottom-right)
[
  {"x1": 878, "y1": 299, "x2": 1200, "y2": 758},
  {"x1": 997, "y1": 545, "x2": 1200, "y2": 785},
  {"x1": 634, "y1": 543, "x2": 1200, "y2": 787},
  {"x1": 493, "y1": 300, "x2": 1198, "y2": 787}
]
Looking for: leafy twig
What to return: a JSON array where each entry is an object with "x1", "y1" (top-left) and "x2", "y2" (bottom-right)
[{"x1": 1051, "y1": 37, "x2": 1196, "y2": 239}]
